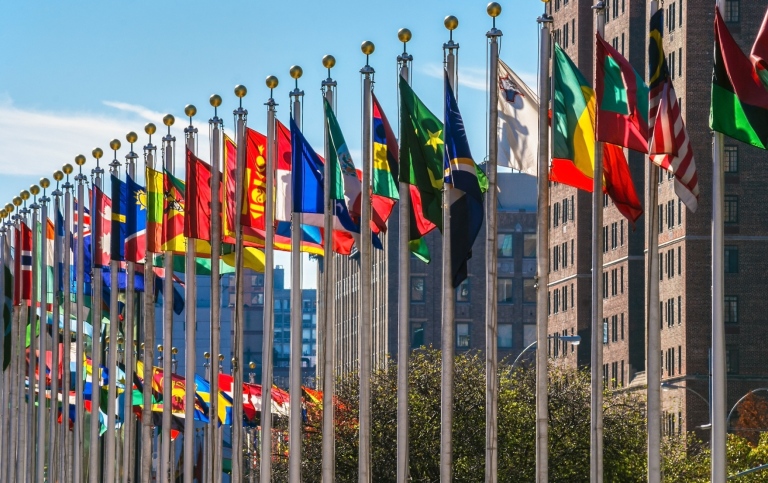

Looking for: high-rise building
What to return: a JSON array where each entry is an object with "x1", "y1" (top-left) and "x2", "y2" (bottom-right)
[{"x1": 547, "y1": 0, "x2": 768, "y2": 435}]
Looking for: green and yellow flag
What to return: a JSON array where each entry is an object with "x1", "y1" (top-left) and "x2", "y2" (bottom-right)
[{"x1": 146, "y1": 167, "x2": 164, "y2": 253}]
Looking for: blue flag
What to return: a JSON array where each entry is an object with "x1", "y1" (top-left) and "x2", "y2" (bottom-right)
[
  {"x1": 290, "y1": 117, "x2": 324, "y2": 214},
  {"x1": 125, "y1": 175, "x2": 147, "y2": 263},
  {"x1": 110, "y1": 175, "x2": 127, "y2": 261}
]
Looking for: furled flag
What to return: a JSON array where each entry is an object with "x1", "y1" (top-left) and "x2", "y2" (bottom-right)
[
  {"x1": 595, "y1": 33, "x2": 650, "y2": 153},
  {"x1": 649, "y1": 10, "x2": 699, "y2": 212},
  {"x1": 125, "y1": 175, "x2": 147, "y2": 263},
  {"x1": 3, "y1": 233, "x2": 12, "y2": 369},
  {"x1": 146, "y1": 168, "x2": 164, "y2": 254},
  {"x1": 497, "y1": 58, "x2": 539, "y2": 175},
  {"x1": 370, "y1": 94, "x2": 399, "y2": 232},
  {"x1": 444, "y1": 72, "x2": 486, "y2": 287},
  {"x1": 711, "y1": 6, "x2": 768, "y2": 150},
  {"x1": 110, "y1": 175, "x2": 127, "y2": 261},
  {"x1": 91, "y1": 186, "x2": 112, "y2": 268}
]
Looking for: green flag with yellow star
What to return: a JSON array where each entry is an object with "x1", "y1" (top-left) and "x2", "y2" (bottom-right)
[{"x1": 399, "y1": 76, "x2": 444, "y2": 234}]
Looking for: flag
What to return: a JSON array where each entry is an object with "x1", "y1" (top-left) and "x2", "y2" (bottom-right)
[
  {"x1": 497, "y1": 58, "x2": 539, "y2": 175},
  {"x1": 603, "y1": 144, "x2": 643, "y2": 225},
  {"x1": 162, "y1": 170, "x2": 186, "y2": 254},
  {"x1": 19, "y1": 222, "x2": 32, "y2": 302},
  {"x1": 110, "y1": 175, "x2": 127, "y2": 261},
  {"x1": 444, "y1": 72, "x2": 486, "y2": 288},
  {"x1": 125, "y1": 175, "x2": 147, "y2": 263},
  {"x1": 595, "y1": 32, "x2": 649, "y2": 153},
  {"x1": 275, "y1": 121, "x2": 293, "y2": 223},
  {"x1": 370, "y1": 94, "x2": 399, "y2": 232},
  {"x1": 184, "y1": 149, "x2": 214, "y2": 241},
  {"x1": 92, "y1": 186, "x2": 112, "y2": 268},
  {"x1": 711, "y1": 6, "x2": 768, "y2": 150},
  {"x1": 649, "y1": 9, "x2": 699, "y2": 212},
  {"x1": 3, "y1": 234, "x2": 12, "y2": 369},
  {"x1": 146, "y1": 168, "x2": 164, "y2": 253},
  {"x1": 398, "y1": 76, "x2": 444, "y2": 232},
  {"x1": 291, "y1": 116, "x2": 324, "y2": 215},
  {"x1": 551, "y1": 43, "x2": 596, "y2": 191},
  {"x1": 751, "y1": 8, "x2": 768, "y2": 91}
]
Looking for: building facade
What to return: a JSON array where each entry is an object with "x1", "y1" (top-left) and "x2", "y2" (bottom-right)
[{"x1": 547, "y1": 0, "x2": 768, "y2": 435}]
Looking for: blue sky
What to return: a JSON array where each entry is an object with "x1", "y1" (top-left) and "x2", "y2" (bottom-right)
[{"x1": 0, "y1": 0, "x2": 544, "y2": 287}]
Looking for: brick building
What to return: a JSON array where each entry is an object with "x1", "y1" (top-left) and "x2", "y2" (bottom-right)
[{"x1": 547, "y1": 0, "x2": 768, "y2": 435}]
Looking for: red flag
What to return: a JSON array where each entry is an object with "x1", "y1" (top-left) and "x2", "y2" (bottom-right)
[
  {"x1": 184, "y1": 149, "x2": 215, "y2": 241},
  {"x1": 92, "y1": 186, "x2": 112, "y2": 268},
  {"x1": 603, "y1": 144, "x2": 643, "y2": 226},
  {"x1": 15, "y1": 223, "x2": 32, "y2": 303}
]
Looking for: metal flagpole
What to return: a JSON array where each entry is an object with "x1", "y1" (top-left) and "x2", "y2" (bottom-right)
[
  {"x1": 535, "y1": 8, "x2": 553, "y2": 483},
  {"x1": 395, "y1": 31, "x2": 412, "y2": 483},
  {"x1": 12, "y1": 195, "x2": 27, "y2": 483},
  {"x1": 106, "y1": 139, "x2": 123, "y2": 483},
  {"x1": 442, "y1": 18, "x2": 458, "y2": 482},
  {"x1": 485, "y1": 5, "x2": 502, "y2": 482},
  {"x1": 74, "y1": 154, "x2": 87, "y2": 483},
  {"x1": 3, "y1": 205, "x2": 14, "y2": 483},
  {"x1": 232, "y1": 84, "x2": 248, "y2": 483},
  {"x1": 645, "y1": 4, "x2": 661, "y2": 483},
  {"x1": 183, "y1": 104, "x2": 198, "y2": 483},
  {"x1": 29, "y1": 183, "x2": 40, "y2": 483},
  {"x1": 288, "y1": 67, "x2": 304, "y2": 483},
  {"x1": 141, "y1": 123, "x2": 158, "y2": 483},
  {"x1": 711, "y1": 131, "x2": 726, "y2": 483},
  {"x1": 359, "y1": 41, "x2": 375, "y2": 483},
  {"x1": 62, "y1": 165, "x2": 74, "y2": 483},
  {"x1": 90, "y1": 146, "x2": 105, "y2": 483},
  {"x1": 0, "y1": 212, "x2": 9, "y2": 477},
  {"x1": 260, "y1": 76, "x2": 278, "y2": 483},
  {"x1": 320, "y1": 57, "x2": 337, "y2": 483},
  {"x1": 123, "y1": 131, "x2": 140, "y2": 483},
  {"x1": 160, "y1": 114, "x2": 176, "y2": 483},
  {"x1": 18, "y1": 194, "x2": 32, "y2": 483},
  {"x1": 208, "y1": 95, "x2": 223, "y2": 483},
  {"x1": 591, "y1": 3, "x2": 606, "y2": 482},
  {"x1": 49, "y1": 172, "x2": 64, "y2": 483},
  {"x1": 38, "y1": 179, "x2": 51, "y2": 482}
]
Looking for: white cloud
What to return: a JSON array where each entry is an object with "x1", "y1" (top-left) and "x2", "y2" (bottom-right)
[
  {"x1": 102, "y1": 101, "x2": 165, "y2": 122},
  {"x1": 421, "y1": 63, "x2": 538, "y2": 95}
]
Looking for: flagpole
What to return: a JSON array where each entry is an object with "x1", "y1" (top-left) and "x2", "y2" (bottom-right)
[
  {"x1": 395, "y1": 31, "x2": 412, "y2": 483},
  {"x1": 535, "y1": 8, "x2": 553, "y2": 483},
  {"x1": 28, "y1": 183, "x2": 40, "y2": 483},
  {"x1": 711, "y1": 131, "x2": 726, "y2": 483},
  {"x1": 288, "y1": 67, "x2": 304, "y2": 483},
  {"x1": 442, "y1": 19, "x2": 458, "y2": 482},
  {"x1": 232, "y1": 85, "x2": 248, "y2": 483},
  {"x1": 183, "y1": 104, "x2": 198, "y2": 483},
  {"x1": 591, "y1": 3, "x2": 606, "y2": 483},
  {"x1": 260, "y1": 76, "x2": 278, "y2": 483},
  {"x1": 160, "y1": 114, "x2": 176, "y2": 483},
  {"x1": 320, "y1": 56, "x2": 337, "y2": 483},
  {"x1": 123, "y1": 132, "x2": 140, "y2": 483},
  {"x1": 0, "y1": 212, "x2": 9, "y2": 478},
  {"x1": 106, "y1": 139, "x2": 123, "y2": 483},
  {"x1": 11, "y1": 195, "x2": 27, "y2": 483},
  {"x1": 74, "y1": 154, "x2": 87, "y2": 483},
  {"x1": 60, "y1": 165, "x2": 74, "y2": 483},
  {"x1": 359, "y1": 41, "x2": 375, "y2": 483},
  {"x1": 485, "y1": 5, "x2": 502, "y2": 482},
  {"x1": 90, "y1": 146, "x2": 105, "y2": 483},
  {"x1": 49, "y1": 172, "x2": 64, "y2": 483},
  {"x1": 141, "y1": 123, "x2": 158, "y2": 483},
  {"x1": 38, "y1": 179, "x2": 52, "y2": 483},
  {"x1": 208, "y1": 95, "x2": 223, "y2": 483}
]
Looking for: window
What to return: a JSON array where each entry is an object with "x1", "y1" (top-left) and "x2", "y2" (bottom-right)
[
  {"x1": 724, "y1": 195, "x2": 739, "y2": 224},
  {"x1": 523, "y1": 234, "x2": 536, "y2": 258},
  {"x1": 457, "y1": 279, "x2": 470, "y2": 303},
  {"x1": 553, "y1": 203, "x2": 560, "y2": 227},
  {"x1": 562, "y1": 242, "x2": 568, "y2": 268},
  {"x1": 524, "y1": 324, "x2": 536, "y2": 346},
  {"x1": 498, "y1": 233, "x2": 514, "y2": 258},
  {"x1": 410, "y1": 276, "x2": 425, "y2": 302},
  {"x1": 603, "y1": 318, "x2": 609, "y2": 344},
  {"x1": 553, "y1": 289, "x2": 560, "y2": 314},
  {"x1": 523, "y1": 279, "x2": 536, "y2": 303},
  {"x1": 724, "y1": 246, "x2": 738, "y2": 273},
  {"x1": 678, "y1": 246, "x2": 682, "y2": 275},
  {"x1": 724, "y1": 295, "x2": 738, "y2": 324},
  {"x1": 668, "y1": 200, "x2": 675, "y2": 229},
  {"x1": 611, "y1": 222, "x2": 618, "y2": 249},
  {"x1": 563, "y1": 23, "x2": 569, "y2": 48},
  {"x1": 498, "y1": 324, "x2": 513, "y2": 349},
  {"x1": 611, "y1": 315, "x2": 618, "y2": 342},
  {"x1": 553, "y1": 245, "x2": 560, "y2": 271},
  {"x1": 678, "y1": 346, "x2": 682, "y2": 374},
  {"x1": 571, "y1": 19, "x2": 575, "y2": 44},
  {"x1": 602, "y1": 272, "x2": 609, "y2": 299},
  {"x1": 569, "y1": 195, "x2": 574, "y2": 220},
  {"x1": 658, "y1": 204, "x2": 664, "y2": 233},
  {"x1": 562, "y1": 198, "x2": 569, "y2": 224},
  {"x1": 678, "y1": 200, "x2": 682, "y2": 227},
  {"x1": 612, "y1": 0, "x2": 618, "y2": 18},
  {"x1": 457, "y1": 323, "x2": 470, "y2": 349},
  {"x1": 726, "y1": 346, "x2": 739, "y2": 374},
  {"x1": 498, "y1": 278, "x2": 514, "y2": 304},
  {"x1": 562, "y1": 285, "x2": 568, "y2": 311},
  {"x1": 724, "y1": 145, "x2": 739, "y2": 172},
  {"x1": 621, "y1": 313, "x2": 625, "y2": 340},
  {"x1": 620, "y1": 220, "x2": 624, "y2": 246},
  {"x1": 678, "y1": 47, "x2": 682, "y2": 78},
  {"x1": 620, "y1": 267, "x2": 624, "y2": 293},
  {"x1": 603, "y1": 225, "x2": 609, "y2": 253},
  {"x1": 678, "y1": 296, "x2": 682, "y2": 325},
  {"x1": 724, "y1": 0, "x2": 740, "y2": 23},
  {"x1": 679, "y1": 0, "x2": 683, "y2": 27}
]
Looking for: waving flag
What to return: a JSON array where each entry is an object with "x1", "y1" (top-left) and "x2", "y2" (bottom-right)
[
  {"x1": 291, "y1": 117, "x2": 324, "y2": 216},
  {"x1": 110, "y1": 175, "x2": 127, "y2": 261},
  {"x1": 145, "y1": 168, "x2": 163, "y2": 253},
  {"x1": 185, "y1": 149, "x2": 214, "y2": 241},
  {"x1": 125, "y1": 175, "x2": 147, "y2": 263},
  {"x1": 92, "y1": 186, "x2": 112, "y2": 268},
  {"x1": 497, "y1": 58, "x2": 539, "y2": 175},
  {"x1": 18, "y1": 222, "x2": 32, "y2": 304}
]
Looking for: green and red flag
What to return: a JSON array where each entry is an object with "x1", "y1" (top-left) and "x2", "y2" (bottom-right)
[
  {"x1": 146, "y1": 167, "x2": 164, "y2": 253},
  {"x1": 161, "y1": 170, "x2": 186, "y2": 254}
]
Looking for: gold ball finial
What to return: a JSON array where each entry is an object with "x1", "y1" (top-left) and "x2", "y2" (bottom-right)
[
  {"x1": 20, "y1": 190, "x2": 30, "y2": 201},
  {"x1": 218, "y1": 354, "x2": 224, "y2": 362},
  {"x1": 398, "y1": 28, "x2": 412, "y2": 43},
  {"x1": 145, "y1": 123, "x2": 157, "y2": 135},
  {"x1": 172, "y1": 347, "x2": 178, "y2": 355},
  {"x1": 117, "y1": 336, "x2": 124, "y2": 345},
  {"x1": 361, "y1": 40, "x2": 375, "y2": 55},
  {"x1": 162, "y1": 114, "x2": 175, "y2": 127},
  {"x1": 30, "y1": 185, "x2": 40, "y2": 196},
  {"x1": 13, "y1": 197, "x2": 22, "y2": 207},
  {"x1": 63, "y1": 164, "x2": 74, "y2": 175},
  {"x1": 204, "y1": 352, "x2": 211, "y2": 359},
  {"x1": 210, "y1": 94, "x2": 222, "y2": 108},
  {"x1": 234, "y1": 85, "x2": 247, "y2": 98},
  {"x1": 157, "y1": 344, "x2": 164, "y2": 352},
  {"x1": 184, "y1": 104, "x2": 197, "y2": 118},
  {"x1": 126, "y1": 132, "x2": 138, "y2": 144},
  {"x1": 140, "y1": 343, "x2": 145, "y2": 351},
  {"x1": 105, "y1": 336, "x2": 110, "y2": 344},
  {"x1": 322, "y1": 55, "x2": 336, "y2": 69},
  {"x1": 249, "y1": 362, "x2": 256, "y2": 370},
  {"x1": 109, "y1": 139, "x2": 121, "y2": 151},
  {"x1": 487, "y1": 2, "x2": 502, "y2": 17},
  {"x1": 0, "y1": 210, "x2": 6, "y2": 219},
  {"x1": 92, "y1": 148, "x2": 103, "y2": 159},
  {"x1": 53, "y1": 171, "x2": 64, "y2": 182},
  {"x1": 265, "y1": 76, "x2": 278, "y2": 89},
  {"x1": 40, "y1": 178, "x2": 50, "y2": 189},
  {"x1": 75, "y1": 155, "x2": 86, "y2": 166},
  {"x1": 289, "y1": 65, "x2": 303, "y2": 80},
  {"x1": 444, "y1": 15, "x2": 459, "y2": 31},
  {"x1": 5, "y1": 203, "x2": 14, "y2": 213}
]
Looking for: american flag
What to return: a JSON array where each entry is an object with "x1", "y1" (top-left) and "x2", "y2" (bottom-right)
[{"x1": 649, "y1": 10, "x2": 699, "y2": 212}]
